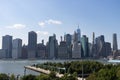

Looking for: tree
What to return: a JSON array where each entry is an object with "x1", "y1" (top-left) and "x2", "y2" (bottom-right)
[
  {"x1": 10, "y1": 74, "x2": 15, "y2": 80},
  {"x1": 22, "y1": 74, "x2": 36, "y2": 80},
  {"x1": 0, "y1": 73, "x2": 9, "y2": 80}
]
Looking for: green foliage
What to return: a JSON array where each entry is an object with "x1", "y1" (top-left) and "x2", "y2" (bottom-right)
[
  {"x1": 22, "y1": 74, "x2": 36, "y2": 80},
  {"x1": 10, "y1": 74, "x2": 15, "y2": 80},
  {"x1": 0, "y1": 73, "x2": 9, "y2": 80},
  {"x1": 36, "y1": 74, "x2": 50, "y2": 80}
]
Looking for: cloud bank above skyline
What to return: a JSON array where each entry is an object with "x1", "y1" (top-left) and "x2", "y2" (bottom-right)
[
  {"x1": 6, "y1": 24, "x2": 26, "y2": 29},
  {"x1": 38, "y1": 19, "x2": 62, "y2": 27}
]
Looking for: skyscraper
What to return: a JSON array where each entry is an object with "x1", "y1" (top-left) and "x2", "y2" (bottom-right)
[
  {"x1": 12, "y1": 38, "x2": 22, "y2": 59},
  {"x1": 72, "y1": 31, "x2": 81, "y2": 58},
  {"x1": 81, "y1": 35, "x2": 89, "y2": 57},
  {"x1": 64, "y1": 34, "x2": 72, "y2": 58},
  {"x1": 76, "y1": 26, "x2": 81, "y2": 43},
  {"x1": 58, "y1": 40, "x2": 68, "y2": 59},
  {"x1": 37, "y1": 40, "x2": 46, "y2": 59},
  {"x1": 113, "y1": 33, "x2": 118, "y2": 51},
  {"x1": 95, "y1": 35, "x2": 106, "y2": 57},
  {"x1": 105, "y1": 42, "x2": 111, "y2": 57},
  {"x1": 2, "y1": 35, "x2": 12, "y2": 58},
  {"x1": 91, "y1": 32, "x2": 97, "y2": 57},
  {"x1": 47, "y1": 34, "x2": 58, "y2": 59},
  {"x1": 28, "y1": 31, "x2": 37, "y2": 59}
]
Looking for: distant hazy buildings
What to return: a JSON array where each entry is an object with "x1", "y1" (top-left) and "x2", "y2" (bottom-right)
[
  {"x1": 28, "y1": 31, "x2": 37, "y2": 59},
  {"x1": 12, "y1": 38, "x2": 22, "y2": 59},
  {"x1": 0, "y1": 27, "x2": 117, "y2": 59},
  {"x1": 2, "y1": 35, "x2": 12, "y2": 58}
]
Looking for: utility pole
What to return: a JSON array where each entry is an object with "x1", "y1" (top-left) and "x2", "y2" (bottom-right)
[{"x1": 82, "y1": 60, "x2": 84, "y2": 80}]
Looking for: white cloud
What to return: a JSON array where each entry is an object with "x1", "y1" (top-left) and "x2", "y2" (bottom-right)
[
  {"x1": 36, "y1": 31, "x2": 49, "y2": 35},
  {"x1": 38, "y1": 19, "x2": 62, "y2": 27},
  {"x1": 38, "y1": 22, "x2": 45, "y2": 27},
  {"x1": 6, "y1": 24, "x2": 26, "y2": 29},
  {"x1": 46, "y1": 19, "x2": 62, "y2": 25}
]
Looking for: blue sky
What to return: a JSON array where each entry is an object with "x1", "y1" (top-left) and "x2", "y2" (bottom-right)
[{"x1": 0, "y1": 0, "x2": 120, "y2": 48}]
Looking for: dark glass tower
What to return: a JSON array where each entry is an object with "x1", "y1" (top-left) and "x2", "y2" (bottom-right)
[
  {"x1": 81, "y1": 35, "x2": 89, "y2": 57},
  {"x1": 2, "y1": 35, "x2": 12, "y2": 58},
  {"x1": 28, "y1": 31, "x2": 37, "y2": 58},
  {"x1": 113, "y1": 33, "x2": 118, "y2": 51}
]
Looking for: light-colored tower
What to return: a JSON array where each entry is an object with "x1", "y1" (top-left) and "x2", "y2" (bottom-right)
[
  {"x1": 12, "y1": 38, "x2": 22, "y2": 59},
  {"x1": 77, "y1": 25, "x2": 81, "y2": 43},
  {"x1": 72, "y1": 31, "x2": 81, "y2": 58}
]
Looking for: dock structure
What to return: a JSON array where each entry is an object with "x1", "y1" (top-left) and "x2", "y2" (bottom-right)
[
  {"x1": 24, "y1": 66, "x2": 85, "y2": 80},
  {"x1": 24, "y1": 66, "x2": 63, "y2": 78}
]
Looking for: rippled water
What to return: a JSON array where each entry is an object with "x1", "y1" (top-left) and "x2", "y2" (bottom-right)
[
  {"x1": 0, "y1": 59, "x2": 69, "y2": 76},
  {"x1": 0, "y1": 59, "x2": 109, "y2": 76}
]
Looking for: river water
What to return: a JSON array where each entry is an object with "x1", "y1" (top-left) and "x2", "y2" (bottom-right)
[
  {"x1": 0, "y1": 59, "x2": 70, "y2": 76},
  {"x1": 0, "y1": 59, "x2": 111, "y2": 77}
]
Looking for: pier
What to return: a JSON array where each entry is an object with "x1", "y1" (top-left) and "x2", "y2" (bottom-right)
[
  {"x1": 24, "y1": 66, "x2": 85, "y2": 80},
  {"x1": 24, "y1": 66, "x2": 63, "y2": 78}
]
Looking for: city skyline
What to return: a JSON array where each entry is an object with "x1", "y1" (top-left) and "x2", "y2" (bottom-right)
[{"x1": 0, "y1": 0, "x2": 120, "y2": 48}]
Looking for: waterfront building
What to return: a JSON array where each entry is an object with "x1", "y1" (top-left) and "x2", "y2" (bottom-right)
[
  {"x1": 113, "y1": 33, "x2": 118, "y2": 51},
  {"x1": 2, "y1": 35, "x2": 12, "y2": 58},
  {"x1": 89, "y1": 43, "x2": 93, "y2": 57},
  {"x1": 47, "y1": 34, "x2": 58, "y2": 59},
  {"x1": 105, "y1": 42, "x2": 112, "y2": 57},
  {"x1": 37, "y1": 41, "x2": 46, "y2": 59},
  {"x1": 72, "y1": 32, "x2": 81, "y2": 58},
  {"x1": 21, "y1": 45, "x2": 28, "y2": 59},
  {"x1": 0, "y1": 49, "x2": 6, "y2": 58},
  {"x1": 12, "y1": 38, "x2": 22, "y2": 59},
  {"x1": 95, "y1": 35, "x2": 106, "y2": 57},
  {"x1": 81, "y1": 35, "x2": 89, "y2": 57},
  {"x1": 91, "y1": 32, "x2": 96, "y2": 57},
  {"x1": 58, "y1": 37, "x2": 68, "y2": 59},
  {"x1": 64, "y1": 34, "x2": 72, "y2": 58},
  {"x1": 28, "y1": 31, "x2": 37, "y2": 59}
]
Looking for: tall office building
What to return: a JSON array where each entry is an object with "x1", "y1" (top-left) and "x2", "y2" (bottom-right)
[
  {"x1": 47, "y1": 34, "x2": 58, "y2": 59},
  {"x1": 91, "y1": 32, "x2": 97, "y2": 57},
  {"x1": 37, "y1": 40, "x2": 46, "y2": 59},
  {"x1": 72, "y1": 32, "x2": 81, "y2": 58},
  {"x1": 12, "y1": 38, "x2": 22, "y2": 59},
  {"x1": 81, "y1": 35, "x2": 89, "y2": 57},
  {"x1": 28, "y1": 31, "x2": 37, "y2": 59},
  {"x1": 64, "y1": 34, "x2": 72, "y2": 58},
  {"x1": 2, "y1": 35, "x2": 12, "y2": 58},
  {"x1": 95, "y1": 35, "x2": 106, "y2": 57},
  {"x1": 58, "y1": 40, "x2": 68, "y2": 59},
  {"x1": 105, "y1": 42, "x2": 111, "y2": 57},
  {"x1": 113, "y1": 33, "x2": 118, "y2": 51},
  {"x1": 22, "y1": 45, "x2": 28, "y2": 59},
  {"x1": 76, "y1": 26, "x2": 81, "y2": 43}
]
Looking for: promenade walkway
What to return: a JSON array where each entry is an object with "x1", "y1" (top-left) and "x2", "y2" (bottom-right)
[
  {"x1": 24, "y1": 66, "x2": 63, "y2": 78},
  {"x1": 24, "y1": 66, "x2": 85, "y2": 80}
]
